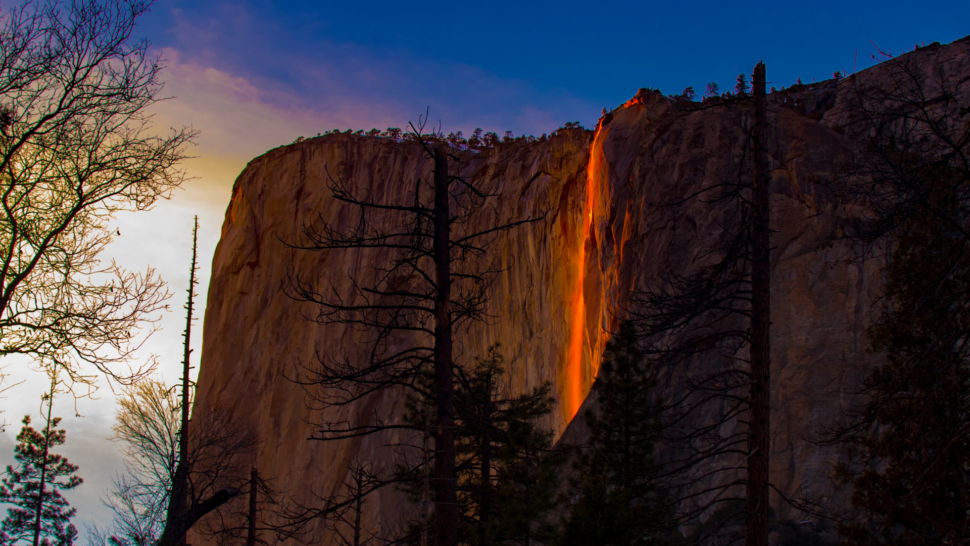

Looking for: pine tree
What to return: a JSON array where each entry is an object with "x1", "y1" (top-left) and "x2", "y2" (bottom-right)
[
  {"x1": 836, "y1": 206, "x2": 970, "y2": 545},
  {"x1": 735, "y1": 73, "x2": 750, "y2": 96},
  {"x1": 490, "y1": 402, "x2": 564, "y2": 546},
  {"x1": 560, "y1": 321, "x2": 664, "y2": 546},
  {"x1": 825, "y1": 51, "x2": 970, "y2": 545},
  {"x1": 0, "y1": 379, "x2": 82, "y2": 546},
  {"x1": 401, "y1": 345, "x2": 562, "y2": 545}
]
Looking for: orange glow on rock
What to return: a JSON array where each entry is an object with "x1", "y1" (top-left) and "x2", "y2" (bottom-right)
[{"x1": 565, "y1": 121, "x2": 608, "y2": 421}]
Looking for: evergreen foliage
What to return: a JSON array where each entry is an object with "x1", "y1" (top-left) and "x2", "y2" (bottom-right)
[
  {"x1": 830, "y1": 51, "x2": 970, "y2": 545},
  {"x1": 734, "y1": 73, "x2": 750, "y2": 96},
  {"x1": 837, "y1": 205, "x2": 970, "y2": 545},
  {"x1": 401, "y1": 345, "x2": 563, "y2": 545},
  {"x1": 560, "y1": 321, "x2": 664, "y2": 546},
  {"x1": 0, "y1": 408, "x2": 82, "y2": 545},
  {"x1": 478, "y1": 353, "x2": 564, "y2": 546}
]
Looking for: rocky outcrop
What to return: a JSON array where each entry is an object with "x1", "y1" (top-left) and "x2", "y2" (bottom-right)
[{"x1": 191, "y1": 37, "x2": 970, "y2": 542}]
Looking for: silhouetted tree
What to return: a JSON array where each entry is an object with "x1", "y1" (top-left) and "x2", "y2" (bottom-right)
[
  {"x1": 489, "y1": 405, "x2": 563, "y2": 546},
  {"x1": 101, "y1": 377, "x2": 258, "y2": 546},
  {"x1": 735, "y1": 74, "x2": 750, "y2": 97},
  {"x1": 92, "y1": 222, "x2": 256, "y2": 546},
  {"x1": 703, "y1": 82, "x2": 721, "y2": 100},
  {"x1": 452, "y1": 345, "x2": 562, "y2": 546},
  {"x1": 837, "y1": 208, "x2": 970, "y2": 545},
  {"x1": 628, "y1": 62, "x2": 772, "y2": 546},
  {"x1": 0, "y1": 376, "x2": 81, "y2": 546},
  {"x1": 0, "y1": 0, "x2": 193, "y2": 385},
  {"x1": 282, "y1": 116, "x2": 541, "y2": 546},
  {"x1": 559, "y1": 322, "x2": 664, "y2": 546},
  {"x1": 160, "y1": 215, "x2": 200, "y2": 546},
  {"x1": 823, "y1": 46, "x2": 970, "y2": 546}
]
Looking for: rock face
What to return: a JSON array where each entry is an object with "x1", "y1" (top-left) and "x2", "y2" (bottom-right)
[{"x1": 192, "y1": 38, "x2": 970, "y2": 542}]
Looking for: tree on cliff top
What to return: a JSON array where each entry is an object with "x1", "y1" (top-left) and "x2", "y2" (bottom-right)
[
  {"x1": 0, "y1": 0, "x2": 194, "y2": 386},
  {"x1": 282, "y1": 115, "x2": 542, "y2": 546}
]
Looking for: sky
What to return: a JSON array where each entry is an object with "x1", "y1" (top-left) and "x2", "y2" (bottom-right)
[{"x1": 1, "y1": 0, "x2": 968, "y2": 539}]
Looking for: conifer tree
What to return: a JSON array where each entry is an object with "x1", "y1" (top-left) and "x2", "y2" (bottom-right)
[
  {"x1": 821, "y1": 48, "x2": 970, "y2": 546},
  {"x1": 399, "y1": 345, "x2": 562, "y2": 546},
  {"x1": 454, "y1": 344, "x2": 563, "y2": 546},
  {"x1": 735, "y1": 73, "x2": 750, "y2": 96},
  {"x1": 836, "y1": 201, "x2": 970, "y2": 545},
  {"x1": 490, "y1": 404, "x2": 563, "y2": 546},
  {"x1": 0, "y1": 377, "x2": 81, "y2": 546},
  {"x1": 560, "y1": 321, "x2": 664, "y2": 546}
]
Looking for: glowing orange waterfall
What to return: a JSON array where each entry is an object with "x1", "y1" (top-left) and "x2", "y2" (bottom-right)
[{"x1": 565, "y1": 122, "x2": 607, "y2": 421}]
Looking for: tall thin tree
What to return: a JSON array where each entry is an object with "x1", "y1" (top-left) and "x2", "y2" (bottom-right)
[
  {"x1": 164, "y1": 215, "x2": 199, "y2": 545},
  {"x1": 745, "y1": 61, "x2": 770, "y2": 546},
  {"x1": 158, "y1": 217, "x2": 249, "y2": 546}
]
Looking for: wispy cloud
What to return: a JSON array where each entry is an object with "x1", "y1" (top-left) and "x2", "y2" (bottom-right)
[{"x1": 0, "y1": 10, "x2": 601, "y2": 533}]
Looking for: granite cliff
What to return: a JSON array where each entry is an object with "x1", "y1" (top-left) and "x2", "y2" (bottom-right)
[{"x1": 190, "y1": 37, "x2": 970, "y2": 542}]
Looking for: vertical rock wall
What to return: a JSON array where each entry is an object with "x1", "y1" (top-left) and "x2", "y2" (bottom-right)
[{"x1": 192, "y1": 37, "x2": 970, "y2": 542}]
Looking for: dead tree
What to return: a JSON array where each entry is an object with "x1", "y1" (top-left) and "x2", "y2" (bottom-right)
[
  {"x1": 281, "y1": 117, "x2": 540, "y2": 545},
  {"x1": 157, "y1": 218, "x2": 258, "y2": 546},
  {"x1": 191, "y1": 466, "x2": 277, "y2": 546},
  {"x1": 629, "y1": 62, "x2": 772, "y2": 546},
  {"x1": 746, "y1": 61, "x2": 771, "y2": 546}
]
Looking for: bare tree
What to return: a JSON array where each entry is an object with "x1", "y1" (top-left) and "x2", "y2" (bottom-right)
[
  {"x1": 281, "y1": 117, "x2": 540, "y2": 545},
  {"x1": 0, "y1": 0, "x2": 195, "y2": 385},
  {"x1": 160, "y1": 215, "x2": 199, "y2": 546},
  {"x1": 94, "y1": 220, "x2": 255, "y2": 546},
  {"x1": 98, "y1": 377, "x2": 258, "y2": 546},
  {"x1": 99, "y1": 378, "x2": 179, "y2": 545},
  {"x1": 157, "y1": 217, "x2": 257, "y2": 546}
]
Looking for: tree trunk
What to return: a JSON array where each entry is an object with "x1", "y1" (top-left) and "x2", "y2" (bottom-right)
[
  {"x1": 163, "y1": 218, "x2": 199, "y2": 546},
  {"x1": 32, "y1": 378, "x2": 56, "y2": 546},
  {"x1": 478, "y1": 372, "x2": 492, "y2": 546},
  {"x1": 158, "y1": 487, "x2": 241, "y2": 546},
  {"x1": 744, "y1": 61, "x2": 771, "y2": 546},
  {"x1": 247, "y1": 467, "x2": 258, "y2": 546},
  {"x1": 353, "y1": 467, "x2": 363, "y2": 546},
  {"x1": 432, "y1": 147, "x2": 458, "y2": 546}
]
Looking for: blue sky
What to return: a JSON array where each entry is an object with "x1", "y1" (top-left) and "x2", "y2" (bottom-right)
[
  {"x1": 1, "y1": 0, "x2": 968, "y2": 539},
  {"x1": 137, "y1": 0, "x2": 970, "y2": 136}
]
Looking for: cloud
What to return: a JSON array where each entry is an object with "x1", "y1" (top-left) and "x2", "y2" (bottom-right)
[{"x1": 0, "y1": 23, "x2": 601, "y2": 534}]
